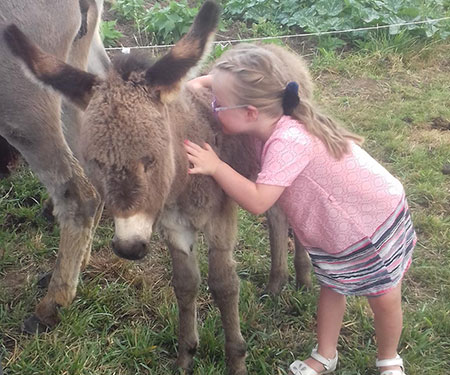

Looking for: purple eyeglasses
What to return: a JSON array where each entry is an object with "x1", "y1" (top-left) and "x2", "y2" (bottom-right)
[{"x1": 211, "y1": 97, "x2": 248, "y2": 116}]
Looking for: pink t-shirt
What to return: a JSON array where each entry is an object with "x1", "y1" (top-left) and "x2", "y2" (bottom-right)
[{"x1": 255, "y1": 116, "x2": 405, "y2": 254}]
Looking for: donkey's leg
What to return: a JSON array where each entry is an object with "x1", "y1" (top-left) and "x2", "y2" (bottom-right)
[
  {"x1": 39, "y1": 200, "x2": 104, "y2": 291},
  {"x1": 160, "y1": 212, "x2": 201, "y2": 372},
  {"x1": 37, "y1": 197, "x2": 94, "y2": 291},
  {"x1": 265, "y1": 204, "x2": 290, "y2": 295},
  {"x1": 81, "y1": 202, "x2": 104, "y2": 270},
  {"x1": 204, "y1": 201, "x2": 247, "y2": 375},
  {"x1": 1, "y1": 110, "x2": 100, "y2": 331},
  {"x1": 293, "y1": 236, "x2": 312, "y2": 290},
  {"x1": 32, "y1": 160, "x2": 100, "y2": 330}
]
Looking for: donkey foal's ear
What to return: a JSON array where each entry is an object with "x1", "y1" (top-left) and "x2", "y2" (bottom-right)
[{"x1": 144, "y1": 1, "x2": 219, "y2": 104}]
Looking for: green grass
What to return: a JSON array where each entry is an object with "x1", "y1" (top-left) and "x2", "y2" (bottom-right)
[{"x1": 1, "y1": 41, "x2": 450, "y2": 374}]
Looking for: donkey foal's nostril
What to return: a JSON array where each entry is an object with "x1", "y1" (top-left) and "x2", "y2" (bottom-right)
[{"x1": 138, "y1": 241, "x2": 148, "y2": 257}]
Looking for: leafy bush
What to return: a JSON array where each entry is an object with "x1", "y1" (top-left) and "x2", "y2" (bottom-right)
[
  {"x1": 222, "y1": 0, "x2": 450, "y2": 48},
  {"x1": 100, "y1": 20, "x2": 124, "y2": 47},
  {"x1": 107, "y1": 0, "x2": 449, "y2": 51},
  {"x1": 110, "y1": 0, "x2": 145, "y2": 22},
  {"x1": 142, "y1": 0, "x2": 199, "y2": 44}
]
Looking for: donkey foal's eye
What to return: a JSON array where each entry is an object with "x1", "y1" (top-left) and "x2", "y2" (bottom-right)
[{"x1": 141, "y1": 156, "x2": 155, "y2": 172}]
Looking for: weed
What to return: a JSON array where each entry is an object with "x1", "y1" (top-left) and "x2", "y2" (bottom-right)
[
  {"x1": 100, "y1": 20, "x2": 124, "y2": 47},
  {"x1": 142, "y1": 0, "x2": 199, "y2": 44}
]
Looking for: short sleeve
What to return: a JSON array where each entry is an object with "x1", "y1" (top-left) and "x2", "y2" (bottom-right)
[{"x1": 256, "y1": 125, "x2": 313, "y2": 187}]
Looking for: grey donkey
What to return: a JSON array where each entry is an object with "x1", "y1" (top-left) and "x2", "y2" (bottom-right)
[{"x1": 0, "y1": 0, "x2": 108, "y2": 332}]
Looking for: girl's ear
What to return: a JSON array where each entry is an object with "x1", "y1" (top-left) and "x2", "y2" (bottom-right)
[{"x1": 246, "y1": 105, "x2": 259, "y2": 121}]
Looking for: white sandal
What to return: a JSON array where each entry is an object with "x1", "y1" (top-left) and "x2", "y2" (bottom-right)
[
  {"x1": 289, "y1": 346, "x2": 338, "y2": 375},
  {"x1": 376, "y1": 354, "x2": 406, "y2": 375}
]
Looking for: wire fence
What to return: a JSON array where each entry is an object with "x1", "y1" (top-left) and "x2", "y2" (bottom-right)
[{"x1": 105, "y1": 16, "x2": 450, "y2": 52}]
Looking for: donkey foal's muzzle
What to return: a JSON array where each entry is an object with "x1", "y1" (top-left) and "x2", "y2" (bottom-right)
[{"x1": 112, "y1": 238, "x2": 149, "y2": 260}]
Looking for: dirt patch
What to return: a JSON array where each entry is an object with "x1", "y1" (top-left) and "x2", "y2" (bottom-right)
[
  {"x1": 103, "y1": 1, "x2": 145, "y2": 48},
  {"x1": 85, "y1": 244, "x2": 171, "y2": 291},
  {"x1": 1, "y1": 269, "x2": 29, "y2": 297},
  {"x1": 431, "y1": 116, "x2": 450, "y2": 131},
  {"x1": 407, "y1": 126, "x2": 450, "y2": 150},
  {"x1": 316, "y1": 73, "x2": 390, "y2": 102}
]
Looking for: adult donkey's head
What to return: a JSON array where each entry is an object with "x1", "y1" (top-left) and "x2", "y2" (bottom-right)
[{"x1": 4, "y1": 1, "x2": 220, "y2": 260}]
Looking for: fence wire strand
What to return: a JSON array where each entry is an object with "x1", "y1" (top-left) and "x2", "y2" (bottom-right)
[{"x1": 104, "y1": 16, "x2": 450, "y2": 52}]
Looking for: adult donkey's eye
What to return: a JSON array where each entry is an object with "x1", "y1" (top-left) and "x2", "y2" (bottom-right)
[{"x1": 141, "y1": 156, "x2": 155, "y2": 172}]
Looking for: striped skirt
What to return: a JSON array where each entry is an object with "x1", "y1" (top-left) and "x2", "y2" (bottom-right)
[{"x1": 308, "y1": 196, "x2": 416, "y2": 296}]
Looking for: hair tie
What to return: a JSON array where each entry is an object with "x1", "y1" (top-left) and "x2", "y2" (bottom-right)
[{"x1": 282, "y1": 81, "x2": 300, "y2": 115}]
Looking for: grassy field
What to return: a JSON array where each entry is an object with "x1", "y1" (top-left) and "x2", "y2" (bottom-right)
[{"x1": 1, "y1": 39, "x2": 449, "y2": 374}]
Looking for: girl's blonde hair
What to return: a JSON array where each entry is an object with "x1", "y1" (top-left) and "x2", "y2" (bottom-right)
[{"x1": 213, "y1": 43, "x2": 363, "y2": 159}]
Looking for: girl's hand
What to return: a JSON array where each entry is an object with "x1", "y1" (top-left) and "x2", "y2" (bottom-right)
[
  {"x1": 186, "y1": 75, "x2": 213, "y2": 90},
  {"x1": 184, "y1": 140, "x2": 221, "y2": 176}
]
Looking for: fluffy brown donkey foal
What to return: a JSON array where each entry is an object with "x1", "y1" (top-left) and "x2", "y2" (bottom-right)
[{"x1": 5, "y1": 2, "x2": 248, "y2": 373}]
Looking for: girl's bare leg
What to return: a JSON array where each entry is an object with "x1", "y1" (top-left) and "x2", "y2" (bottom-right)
[
  {"x1": 367, "y1": 283, "x2": 403, "y2": 373},
  {"x1": 303, "y1": 286, "x2": 345, "y2": 372}
]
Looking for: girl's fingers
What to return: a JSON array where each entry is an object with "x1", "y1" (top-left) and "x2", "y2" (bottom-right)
[
  {"x1": 184, "y1": 140, "x2": 201, "y2": 150},
  {"x1": 185, "y1": 140, "x2": 210, "y2": 152},
  {"x1": 184, "y1": 145, "x2": 198, "y2": 158},
  {"x1": 188, "y1": 167, "x2": 201, "y2": 175}
]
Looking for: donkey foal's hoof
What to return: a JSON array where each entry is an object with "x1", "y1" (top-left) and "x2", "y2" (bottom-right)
[
  {"x1": 263, "y1": 278, "x2": 288, "y2": 296},
  {"x1": 22, "y1": 314, "x2": 51, "y2": 334}
]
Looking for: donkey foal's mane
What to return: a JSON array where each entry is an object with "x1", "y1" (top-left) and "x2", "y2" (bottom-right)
[{"x1": 113, "y1": 53, "x2": 155, "y2": 81}]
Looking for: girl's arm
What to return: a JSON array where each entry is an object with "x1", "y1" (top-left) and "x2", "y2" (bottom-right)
[
  {"x1": 186, "y1": 74, "x2": 213, "y2": 90},
  {"x1": 184, "y1": 140, "x2": 285, "y2": 215}
]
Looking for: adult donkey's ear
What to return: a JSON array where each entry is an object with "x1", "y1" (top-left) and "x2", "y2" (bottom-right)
[
  {"x1": 4, "y1": 24, "x2": 99, "y2": 110},
  {"x1": 145, "y1": 0, "x2": 219, "y2": 103}
]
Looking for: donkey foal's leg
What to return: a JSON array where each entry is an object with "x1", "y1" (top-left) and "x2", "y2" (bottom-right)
[
  {"x1": 294, "y1": 236, "x2": 312, "y2": 290},
  {"x1": 205, "y1": 203, "x2": 247, "y2": 375},
  {"x1": 265, "y1": 205, "x2": 290, "y2": 295},
  {"x1": 163, "y1": 222, "x2": 201, "y2": 373}
]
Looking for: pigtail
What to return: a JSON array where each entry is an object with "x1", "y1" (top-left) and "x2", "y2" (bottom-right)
[
  {"x1": 282, "y1": 81, "x2": 300, "y2": 115},
  {"x1": 292, "y1": 99, "x2": 364, "y2": 159}
]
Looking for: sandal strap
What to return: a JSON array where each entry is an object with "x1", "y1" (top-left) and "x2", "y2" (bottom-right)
[
  {"x1": 380, "y1": 370, "x2": 405, "y2": 375},
  {"x1": 376, "y1": 354, "x2": 404, "y2": 369},
  {"x1": 289, "y1": 360, "x2": 320, "y2": 375},
  {"x1": 311, "y1": 346, "x2": 338, "y2": 371}
]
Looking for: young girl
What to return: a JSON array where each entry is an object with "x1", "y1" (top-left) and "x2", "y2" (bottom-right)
[{"x1": 185, "y1": 43, "x2": 416, "y2": 375}]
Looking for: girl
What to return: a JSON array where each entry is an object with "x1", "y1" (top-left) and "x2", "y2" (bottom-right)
[{"x1": 185, "y1": 43, "x2": 416, "y2": 375}]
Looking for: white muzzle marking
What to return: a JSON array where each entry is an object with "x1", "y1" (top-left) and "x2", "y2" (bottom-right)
[{"x1": 114, "y1": 213, "x2": 154, "y2": 243}]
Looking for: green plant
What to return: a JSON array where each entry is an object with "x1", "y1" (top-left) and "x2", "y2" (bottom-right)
[
  {"x1": 222, "y1": 0, "x2": 450, "y2": 48},
  {"x1": 354, "y1": 29, "x2": 421, "y2": 54},
  {"x1": 315, "y1": 35, "x2": 347, "y2": 51},
  {"x1": 250, "y1": 19, "x2": 285, "y2": 38},
  {"x1": 142, "y1": 0, "x2": 199, "y2": 44},
  {"x1": 110, "y1": 0, "x2": 145, "y2": 22},
  {"x1": 100, "y1": 20, "x2": 123, "y2": 47}
]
